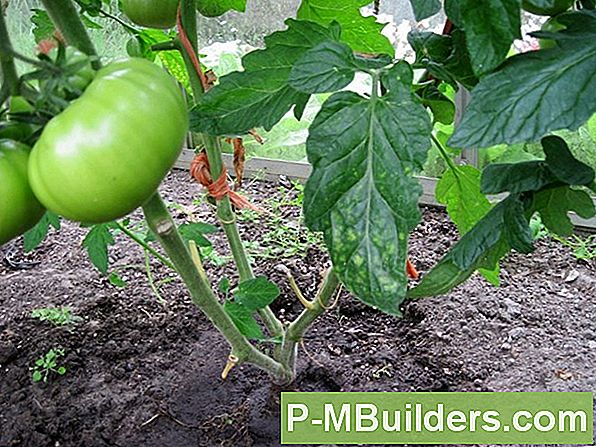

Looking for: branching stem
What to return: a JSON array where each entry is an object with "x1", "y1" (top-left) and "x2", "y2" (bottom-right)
[
  {"x1": 142, "y1": 193, "x2": 292, "y2": 383},
  {"x1": 279, "y1": 269, "x2": 340, "y2": 370}
]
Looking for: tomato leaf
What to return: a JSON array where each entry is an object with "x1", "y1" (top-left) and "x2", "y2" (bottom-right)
[
  {"x1": 223, "y1": 301, "x2": 265, "y2": 340},
  {"x1": 542, "y1": 135, "x2": 595, "y2": 185},
  {"x1": 409, "y1": 0, "x2": 442, "y2": 20},
  {"x1": 408, "y1": 30, "x2": 478, "y2": 90},
  {"x1": 304, "y1": 63, "x2": 432, "y2": 315},
  {"x1": 534, "y1": 187, "x2": 596, "y2": 236},
  {"x1": 419, "y1": 85, "x2": 455, "y2": 125},
  {"x1": 23, "y1": 211, "x2": 61, "y2": 253},
  {"x1": 289, "y1": 41, "x2": 360, "y2": 94},
  {"x1": 297, "y1": 0, "x2": 394, "y2": 56},
  {"x1": 437, "y1": 165, "x2": 492, "y2": 234},
  {"x1": 481, "y1": 161, "x2": 558, "y2": 194},
  {"x1": 82, "y1": 223, "x2": 115, "y2": 274},
  {"x1": 233, "y1": 276, "x2": 280, "y2": 311},
  {"x1": 178, "y1": 223, "x2": 218, "y2": 248},
  {"x1": 458, "y1": 0, "x2": 521, "y2": 76},
  {"x1": 435, "y1": 164, "x2": 501, "y2": 284},
  {"x1": 31, "y1": 9, "x2": 56, "y2": 44},
  {"x1": 190, "y1": 20, "x2": 339, "y2": 135},
  {"x1": 196, "y1": 0, "x2": 246, "y2": 17},
  {"x1": 408, "y1": 196, "x2": 521, "y2": 298},
  {"x1": 451, "y1": 10, "x2": 596, "y2": 148}
]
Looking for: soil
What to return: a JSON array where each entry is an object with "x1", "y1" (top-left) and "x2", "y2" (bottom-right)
[{"x1": 0, "y1": 170, "x2": 594, "y2": 447}]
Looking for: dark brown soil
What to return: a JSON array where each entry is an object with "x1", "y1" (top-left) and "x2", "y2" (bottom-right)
[{"x1": 0, "y1": 170, "x2": 594, "y2": 447}]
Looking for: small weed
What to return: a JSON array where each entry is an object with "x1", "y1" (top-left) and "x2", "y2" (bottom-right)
[
  {"x1": 31, "y1": 349, "x2": 67, "y2": 383},
  {"x1": 529, "y1": 215, "x2": 549, "y2": 241},
  {"x1": 237, "y1": 209, "x2": 260, "y2": 222},
  {"x1": 31, "y1": 306, "x2": 82, "y2": 327},
  {"x1": 200, "y1": 246, "x2": 231, "y2": 267},
  {"x1": 553, "y1": 234, "x2": 596, "y2": 261}
]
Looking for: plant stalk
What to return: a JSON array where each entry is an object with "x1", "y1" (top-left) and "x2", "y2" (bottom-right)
[
  {"x1": 40, "y1": 0, "x2": 101, "y2": 70},
  {"x1": 142, "y1": 193, "x2": 292, "y2": 383},
  {"x1": 0, "y1": 1, "x2": 20, "y2": 97},
  {"x1": 178, "y1": 0, "x2": 283, "y2": 337},
  {"x1": 115, "y1": 221, "x2": 176, "y2": 271},
  {"x1": 279, "y1": 269, "x2": 340, "y2": 370}
]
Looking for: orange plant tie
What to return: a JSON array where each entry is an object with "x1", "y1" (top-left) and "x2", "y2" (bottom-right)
[
  {"x1": 176, "y1": 7, "x2": 210, "y2": 91},
  {"x1": 190, "y1": 152, "x2": 262, "y2": 212},
  {"x1": 406, "y1": 258, "x2": 419, "y2": 280}
]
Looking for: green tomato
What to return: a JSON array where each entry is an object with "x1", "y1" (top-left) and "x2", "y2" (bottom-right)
[
  {"x1": 29, "y1": 58, "x2": 188, "y2": 224},
  {"x1": 539, "y1": 16, "x2": 566, "y2": 49},
  {"x1": 0, "y1": 139, "x2": 46, "y2": 245},
  {"x1": 522, "y1": 0, "x2": 574, "y2": 15},
  {"x1": 121, "y1": 0, "x2": 179, "y2": 29}
]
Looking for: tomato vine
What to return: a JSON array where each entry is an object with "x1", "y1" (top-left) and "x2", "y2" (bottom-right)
[{"x1": 0, "y1": 0, "x2": 594, "y2": 384}]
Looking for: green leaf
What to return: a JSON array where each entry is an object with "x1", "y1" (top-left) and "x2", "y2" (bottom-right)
[
  {"x1": 108, "y1": 272, "x2": 127, "y2": 288},
  {"x1": 458, "y1": 0, "x2": 521, "y2": 76},
  {"x1": 409, "y1": 197, "x2": 520, "y2": 298},
  {"x1": 223, "y1": 301, "x2": 264, "y2": 340},
  {"x1": 32, "y1": 371, "x2": 43, "y2": 382},
  {"x1": 196, "y1": 0, "x2": 246, "y2": 17},
  {"x1": 31, "y1": 9, "x2": 56, "y2": 43},
  {"x1": 436, "y1": 165, "x2": 492, "y2": 234},
  {"x1": 289, "y1": 41, "x2": 359, "y2": 94},
  {"x1": 218, "y1": 277, "x2": 231, "y2": 296},
  {"x1": 178, "y1": 223, "x2": 217, "y2": 247},
  {"x1": 82, "y1": 223, "x2": 115, "y2": 274},
  {"x1": 23, "y1": 211, "x2": 61, "y2": 252},
  {"x1": 542, "y1": 136, "x2": 595, "y2": 186},
  {"x1": 297, "y1": 0, "x2": 394, "y2": 56},
  {"x1": 451, "y1": 10, "x2": 596, "y2": 148},
  {"x1": 190, "y1": 20, "x2": 338, "y2": 135},
  {"x1": 419, "y1": 85, "x2": 455, "y2": 125},
  {"x1": 436, "y1": 164, "x2": 500, "y2": 283},
  {"x1": 233, "y1": 276, "x2": 280, "y2": 311},
  {"x1": 409, "y1": 0, "x2": 442, "y2": 20},
  {"x1": 304, "y1": 63, "x2": 432, "y2": 315},
  {"x1": 57, "y1": 366, "x2": 66, "y2": 375},
  {"x1": 481, "y1": 161, "x2": 558, "y2": 194},
  {"x1": 534, "y1": 186, "x2": 596, "y2": 236},
  {"x1": 503, "y1": 196, "x2": 535, "y2": 253},
  {"x1": 408, "y1": 30, "x2": 478, "y2": 90}
]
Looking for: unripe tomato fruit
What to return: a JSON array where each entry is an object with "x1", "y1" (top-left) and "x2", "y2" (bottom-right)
[
  {"x1": 121, "y1": 0, "x2": 179, "y2": 29},
  {"x1": 539, "y1": 16, "x2": 566, "y2": 49},
  {"x1": 29, "y1": 58, "x2": 188, "y2": 223},
  {"x1": 0, "y1": 140, "x2": 45, "y2": 245},
  {"x1": 522, "y1": 0, "x2": 573, "y2": 16}
]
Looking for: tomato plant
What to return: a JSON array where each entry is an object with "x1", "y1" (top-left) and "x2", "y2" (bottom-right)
[
  {"x1": 0, "y1": 140, "x2": 45, "y2": 245},
  {"x1": 0, "y1": 0, "x2": 594, "y2": 389}
]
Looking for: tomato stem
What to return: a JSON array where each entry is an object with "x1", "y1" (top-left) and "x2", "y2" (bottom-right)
[
  {"x1": 40, "y1": 0, "x2": 101, "y2": 70},
  {"x1": 115, "y1": 220, "x2": 176, "y2": 271},
  {"x1": 0, "y1": 2, "x2": 20, "y2": 97},
  {"x1": 142, "y1": 192, "x2": 292, "y2": 384},
  {"x1": 279, "y1": 269, "x2": 340, "y2": 371},
  {"x1": 177, "y1": 0, "x2": 285, "y2": 339}
]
